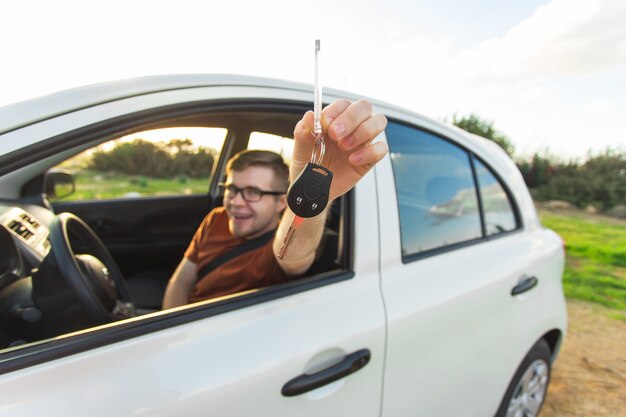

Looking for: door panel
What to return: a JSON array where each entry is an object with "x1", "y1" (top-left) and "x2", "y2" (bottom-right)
[
  {"x1": 379, "y1": 233, "x2": 545, "y2": 416},
  {"x1": 1, "y1": 279, "x2": 385, "y2": 417}
]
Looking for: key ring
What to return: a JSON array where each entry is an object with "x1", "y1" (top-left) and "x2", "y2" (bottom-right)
[{"x1": 310, "y1": 130, "x2": 326, "y2": 165}]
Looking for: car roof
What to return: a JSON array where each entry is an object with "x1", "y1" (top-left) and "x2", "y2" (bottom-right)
[
  {"x1": 0, "y1": 73, "x2": 498, "y2": 162},
  {"x1": 0, "y1": 73, "x2": 432, "y2": 134},
  {"x1": 0, "y1": 74, "x2": 307, "y2": 135}
]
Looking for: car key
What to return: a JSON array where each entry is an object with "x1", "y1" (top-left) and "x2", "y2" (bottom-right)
[
  {"x1": 277, "y1": 162, "x2": 333, "y2": 259},
  {"x1": 278, "y1": 40, "x2": 333, "y2": 260}
]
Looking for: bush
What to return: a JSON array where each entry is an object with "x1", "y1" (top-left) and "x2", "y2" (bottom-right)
[
  {"x1": 448, "y1": 113, "x2": 624, "y2": 210},
  {"x1": 89, "y1": 138, "x2": 216, "y2": 178},
  {"x1": 523, "y1": 150, "x2": 626, "y2": 210},
  {"x1": 516, "y1": 154, "x2": 556, "y2": 188}
]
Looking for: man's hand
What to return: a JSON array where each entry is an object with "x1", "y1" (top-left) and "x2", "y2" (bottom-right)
[
  {"x1": 291, "y1": 99, "x2": 388, "y2": 200},
  {"x1": 274, "y1": 99, "x2": 387, "y2": 276}
]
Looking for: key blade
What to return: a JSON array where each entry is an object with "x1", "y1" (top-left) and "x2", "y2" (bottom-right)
[
  {"x1": 292, "y1": 215, "x2": 304, "y2": 229},
  {"x1": 277, "y1": 215, "x2": 304, "y2": 260}
]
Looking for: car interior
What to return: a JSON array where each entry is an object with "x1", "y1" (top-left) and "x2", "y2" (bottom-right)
[{"x1": 0, "y1": 103, "x2": 350, "y2": 351}]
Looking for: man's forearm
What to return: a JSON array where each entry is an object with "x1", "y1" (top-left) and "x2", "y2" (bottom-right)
[
  {"x1": 273, "y1": 205, "x2": 330, "y2": 276},
  {"x1": 162, "y1": 282, "x2": 191, "y2": 309},
  {"x1": 162, "y1": 259, "x2": 197, "y2": 309}
]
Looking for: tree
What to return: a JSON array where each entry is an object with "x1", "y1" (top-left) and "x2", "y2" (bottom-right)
[
  {"x1": 516, "y1": 153, "x2": 556, "y2": 188},
  {"x1": 451, "y1": 114, "x2": 515, "y2": 157}
]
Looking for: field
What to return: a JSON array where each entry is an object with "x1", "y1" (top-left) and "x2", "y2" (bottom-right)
[
  {"x1": 538, "y1": 208, "x2": 626, "y2": 416},
  {"x1": 55, "y1": 171, "x2": 211, "y2": 201},
  {"x1": 539, "y1": 209, "x2": 626, "y2": 318}
]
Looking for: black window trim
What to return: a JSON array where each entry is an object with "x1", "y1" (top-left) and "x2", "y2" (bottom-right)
[
  {"x1": 469, "y1": 153, "x2": 487, "y2": 237},
  {"x1": 0, "y1": 98, "x2": 355, "y2": 375},
  {"x1": 384, "y1": 118, "x2": 524, "y2": 265}
]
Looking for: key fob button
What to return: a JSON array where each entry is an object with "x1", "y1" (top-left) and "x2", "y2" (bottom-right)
[{"x1": 305, "y1": 195, "x2": 327, "y2": 217}]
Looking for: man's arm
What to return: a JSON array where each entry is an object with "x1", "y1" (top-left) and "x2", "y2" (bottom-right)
[
  {"x1": 274, "y1": 206, "x2": 329, "y2": 276},
  {"x1": 162, "y1": 258, "x2": 198, "y2": 309},
  {"x1": 274, "y1": 99, "x2": 388, "y2": 275}
]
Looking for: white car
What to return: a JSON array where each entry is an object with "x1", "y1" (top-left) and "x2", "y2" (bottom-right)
[{"x1": 0, "y1": 75, "x2": 566, "y2": 417}]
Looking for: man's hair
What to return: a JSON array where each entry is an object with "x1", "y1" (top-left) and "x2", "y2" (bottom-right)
[{"x1": 226, "y1": 150, "x2": 289, "y2": 191}]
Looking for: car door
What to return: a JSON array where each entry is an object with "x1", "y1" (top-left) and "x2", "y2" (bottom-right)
[
  {"x1": 0, "y1": 81, "x2": 386, "y2": 416},
  {"x1": 0, "y1": 179, "x2": 385, "y2": 417},
  {"x1": 375, "y1": 120, "x2": 562, "y2": 416}
]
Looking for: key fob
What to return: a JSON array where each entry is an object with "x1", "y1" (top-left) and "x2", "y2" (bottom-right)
[{"x1": 287, "y1": 163, "x2": 333, "y2": 218}]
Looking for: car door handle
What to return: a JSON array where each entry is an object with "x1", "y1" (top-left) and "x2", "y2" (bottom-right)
[
  {"x1": 511, "y1": 275, "x2": 538, "y2": 296},
  {"x1": 281, "y1": 349, "x2": 371, "y2": 397}
]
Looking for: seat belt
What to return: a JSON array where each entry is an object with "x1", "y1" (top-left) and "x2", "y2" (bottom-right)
[{"x1": 195, "y1": 229, "x2": 276, "y2": 281}]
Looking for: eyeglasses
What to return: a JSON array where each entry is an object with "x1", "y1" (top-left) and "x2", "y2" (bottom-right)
[{"x1": 219, "y1": 183, "x2": 286, "y2": 202}]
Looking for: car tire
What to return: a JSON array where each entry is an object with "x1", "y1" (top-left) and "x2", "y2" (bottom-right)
[{"x1": 495, "y1": 338, "x2": 552, "y2": 417}]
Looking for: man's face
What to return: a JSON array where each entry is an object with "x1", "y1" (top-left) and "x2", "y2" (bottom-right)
[{"x1": 224, "y1": 166, "x2": 287, "y2": 239}]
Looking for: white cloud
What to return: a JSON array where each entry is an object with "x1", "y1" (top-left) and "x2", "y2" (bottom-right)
[
  {"x1": 585, "y1": 100, "x2": 617, "y2": 112},
  {"x1": 457, "y1": 0, "x2": 626, "y2": 84},
  {"x1": 355, "y1": 0, "x2": 626, "y2": 158}
]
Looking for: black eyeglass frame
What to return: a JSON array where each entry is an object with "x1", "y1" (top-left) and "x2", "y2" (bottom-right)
[{"x1": 219, "y1": 182, "x2": 286, "y2": 202}]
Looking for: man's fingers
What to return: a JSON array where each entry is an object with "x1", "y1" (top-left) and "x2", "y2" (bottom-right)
[
  {"x1": 327, "y1": 100, "x2": 373, "y2": 141},
  {"x1": 338, "y1": 114, "x2": 387, "y2": 151},
  {"x1": 321, "y1": 99, "x2": 351, "y2": 131},
  {"x1": 348, "y1": 141, "x2": 389, "y2": 166},
  {"x1": 292, "y1": 111, "x2": 316, "y2": 163}
]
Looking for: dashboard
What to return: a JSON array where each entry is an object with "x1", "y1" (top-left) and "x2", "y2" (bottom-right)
[{"x1": 1, "y1": 207, "x2": 50, "y2": 257}]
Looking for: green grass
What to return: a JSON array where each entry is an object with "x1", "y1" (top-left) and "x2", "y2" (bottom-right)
[
  {"x1": 54, "y1": 171, "x2": 211, "y2": 201},
  {"x1": 539, "y1": 210, "x2": 626, "y2": 315}
]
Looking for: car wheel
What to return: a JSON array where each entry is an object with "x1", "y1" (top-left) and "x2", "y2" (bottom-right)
[{"x1": 495, "y1": 338, "x2": 551, "y2": 417}]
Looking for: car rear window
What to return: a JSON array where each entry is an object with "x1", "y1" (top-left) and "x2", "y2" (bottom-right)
[{"x1": 474, "y1": 158, "x2": 517, "y2": 236}]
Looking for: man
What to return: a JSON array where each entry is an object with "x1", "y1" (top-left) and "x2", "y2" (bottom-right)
[{"x1": 162, "y1": 99, "x2": 388, "y2": 309}]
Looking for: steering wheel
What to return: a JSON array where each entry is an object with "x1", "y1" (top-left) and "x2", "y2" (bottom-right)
[{"x1": 42, "y1": 212, "x2": 135, "y2": 324}]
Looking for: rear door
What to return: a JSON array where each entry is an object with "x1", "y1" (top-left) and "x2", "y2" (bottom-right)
[{"x1": 376, "y1": 120, "x2": 553, "y2": 416}]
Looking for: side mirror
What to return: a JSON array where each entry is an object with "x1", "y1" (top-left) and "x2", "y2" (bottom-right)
[{"x1": 44, "y1": 169, "x2": 76, "y2": 200}]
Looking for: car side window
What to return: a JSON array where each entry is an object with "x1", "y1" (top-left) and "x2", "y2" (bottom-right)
[
  {"x1": 49, "y1": 127, "x2": 227, "y2": 201},
  {"x1": 386, "y1": 122, "x2": 482, "y2": 258},
  {"x1": 474, "y1": 158, "x2": 518, "y2": 236},
  {"x1": 247, "y1": 131, "x2": 294, "y2": 165}
]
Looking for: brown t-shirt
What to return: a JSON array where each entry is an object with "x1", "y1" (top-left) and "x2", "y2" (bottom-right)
[{"x1": 185, "y1": 207, "x2": 287, "y2": 303}]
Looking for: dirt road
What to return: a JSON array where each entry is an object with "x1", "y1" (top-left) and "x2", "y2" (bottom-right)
[{"x1": 541, "y1": 300, "x2": 626, "y2": 417}]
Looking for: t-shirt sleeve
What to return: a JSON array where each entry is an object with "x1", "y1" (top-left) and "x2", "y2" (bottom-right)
[{"x1": 184, "y1": 210, "x2": 219, "y2": 263}]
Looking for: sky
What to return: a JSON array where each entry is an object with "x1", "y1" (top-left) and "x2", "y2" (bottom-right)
[{"x1": 1, "y1": 0, "x2": 625, "y2": 160}]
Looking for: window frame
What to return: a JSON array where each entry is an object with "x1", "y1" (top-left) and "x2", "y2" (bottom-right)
[
  {"x1": 385, "y1": 119, "x2": 523, "y2": 264},
  {"x1": 0, "y1": 99, "x2": 355, "y2": 375}
]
